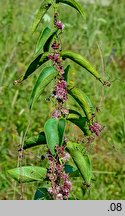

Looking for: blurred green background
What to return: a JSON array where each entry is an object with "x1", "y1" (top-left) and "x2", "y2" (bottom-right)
[{"x1": 0, "y1": 0, "x2": 125, "y2": 200}]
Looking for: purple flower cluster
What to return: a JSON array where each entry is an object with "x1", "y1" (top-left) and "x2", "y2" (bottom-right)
[
  {"x1": 48, "y1": 53, "x2": 64, "y2": 75},
  {"x1": 46, "y1": 147, "x2": 71, "y2": 200},
  {"x1": 52, "y1": 107, "x2": 69, "y2": 119},
  {"x1": 89, "y1": 122, "x2": 103, "y2": 136},
  {"x1": 56, "y1": 21, "x2": 65, "y2": 30},
  {"x1": 48, "y1": 53, "x2": 60, "y2": 63},
  {"x1": 54, "y1": 79, "x2": 68, "y2": 102},
  {"x1": 52, "y1": 110, "x2": 61, "y2": 118},
  {"x1": 56, "y1": 146, "x2": 70, "y2": 162},
  {"x1": 48, "y1": 14, "x2": 68, "y2": 119},
  {"x1": 54, "y1": 12, "x2": 64, "y2": 31},
  {"x1": 51, "y1": 40, "x2": 60, "y2": 50}
]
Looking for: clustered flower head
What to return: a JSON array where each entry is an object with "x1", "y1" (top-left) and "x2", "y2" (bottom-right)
[
  {"x1": 48, "y1": 52, "x2": 64, "y2": 75},
  {"x1": 56, "y1": 20, "x2": 65, "y2": 30},
  {"x1": 46, "y1": 147, "x2": 71, "y2": 200},
  {"x1": 89, "y1": 122, "x2": 103, "y2": 136},
  {"x1": 51, "y1": 40, "x2": 60, "y2": 50},
  {"x1": 54, "y1": 79, "x2": 68, "y2": 102},
  {"x1": 52, "y1": 107, "x2": 69, "y2": 119},
  {"x1": 52, "y1": 109, "x2": 61, "y2": 118},
  {"x1": 48, "y1": 53, "x2": 60, "y2": 63}
]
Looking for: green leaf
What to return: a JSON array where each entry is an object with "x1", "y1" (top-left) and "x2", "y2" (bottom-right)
[
  {"x1": 34, "y1": 188, "x2": 52, "y2": 200},
  {"x1": 66, "y1": 142, "x2": 92, "y2": 185},
  {"x1": 84, "y1": 154, "x2": 92, "y2": 183},
  {"x1": 23, "y1": 132, "x2": 46, "y2": 150},
  {"x1": 68, "y1": 86, "x2": 93, "y2": 121},
  {"x1": 39, "y1": 52, "x2": 49, "y2": 66},
  {"x1": 23, "y1": 54, "x2": 42, "y2": 81},
  {"x1": 56, "y1": 0, "x2": 85, "y2": 18},
  {"x1": 61, "y1": 50, "x2": 103, "y2": 83},
  {"x1": 31, "y1": 0, "x2": 51, "y2": 33},
  {"x1": 85, "y1": 95, "x2": 95, "y2": 113},
  {"x1": 23, "y1": 52, "x2": 49, "y2": 81},
  {"x1": 64, "y1": 164, "x2": 80, "y2": 177},
  {"x1": 64, "y1": 65, "x2": 70, "y2": 82},
  {"x1": 44, "y1": 118, "x2": 59, "y2": 155},
  {"x1": 68, "y1": 110, "x2": 90, "y2": 135},
  {"x1": 29, "y1": 66, "x2": 58, "y2": 109},
  {"x1": 35, "y1": 26, "x2": 51, "y2": 54},
  {"x1": 68, "y1": 116, "x2": 90, "y2": 136},
  {"x1": 43, "y1": 28, "x2": 58, "y2": 52},
  {"x1": 7, "y1": 166, "x2": 47, "y2": 183},
  {"x1": 69, "y1": 109, "x2": 82, "y2": 117},
  {"x1": 58, "y1": 118, "x2": 66, "y2": 146}
]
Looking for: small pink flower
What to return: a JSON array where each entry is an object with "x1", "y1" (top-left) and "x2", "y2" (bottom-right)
[
  {"x1": 62, "y1": 153, "x2": 70, "y2": 162},
  {"x1": 61, "y1": 107, "x2": 69, "y2": 115},
  {"x1": 48, "y1": 54, "x2": 54, "y2": 60},
  {"x1": 51, "y1": 41, "x2": 60, "y2": 50},
  {"x1": 56, "y1": 64, "x2": 64, "y2": 74},
  {"x1": 54, "y1": 79, "x2": 68, "y2": 102},
  {"x1": 48, "y1": 188, "x2": 53, "y2": 194},
  {"x1": 56, "y1": 21, "x2": 65, "y2": 30},
  {"x1": 56, "y1": 193, "x2": 63, "y2": 200},
  {"x1": 53, "y1": 53, "x2": 60, "y2": 63},
  {"x1": 52, "y1": 110, "x2": 61, "y2": 118},
  {"x1": 89, "y1": 122, "x2": 103, "y2": 136}
]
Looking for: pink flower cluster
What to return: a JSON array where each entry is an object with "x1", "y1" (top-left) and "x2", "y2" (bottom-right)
[
  {"x1": 89, "y1": 122, "x2": 103, "y2": 136},
  {"x1": 54, "y1": 12, "x2": 64, "y2": 31},
  {"x1": 56, "y1": 146, "x2": 70, "y2": 162},
  {"x1": 52, "y1": 110, "x2": 61, "y2": 118},
  {"x1": 48, "y1": 53, "x2": 64, "y2": 74},
  {"x1": 51, "y1": 40, "x2": 60, "y2": 50},
  {"x1": 46, "y1": 147, "x2": 72, "y2": 200},
  {"x1": 56, "y1": 21, "x2": 65, "y2": 30},
  {"x1": 54, "y1": 79, "x2": 68, "y2": 102},
  {"x1": 48, "y1": 53, "x2": 60, "y2": 63},
  {"x1": 52, "y1": 107, "x2": 69, "y2": 119}
]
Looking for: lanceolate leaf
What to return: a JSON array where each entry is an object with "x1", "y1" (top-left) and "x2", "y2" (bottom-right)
[
  {"x1": 64, "y1": 65, "x2": 70, "y2": 82},
  {"x1": 64, "y1": 164, "x2": 80, "y2": 177},
  {"x1": 32, "y1": 0, "x2": 51, "y2": 33},
  {"x1": 84, "y1": 154, "x2": 92, "y2": 183},
  {"x1": 85, "y1": 94, "x2": 95, "y2": 113},
  {"x1": 39, "y1": 52, "x2": 49, "y2": 66},
  {"x1": 58, "y1": 118, "x2": 66, "y2": 146},
  {"x1": 43, "y1": 29, "x2": 58, "y2": 52},
  {"x1": 7, "y1": 166, "x2": 47, "y2": 183},
  {"x1": 23, "y1": 132, "x2": 46, "y2": 150},
  {"x1": 69, "y1": 109, "x2": 82, "y2": 117},
  {"x1": 29, "y1": 66, "x2": 58, "y2": 109},
  {"x1": 34, "y1": 188, "x2": 52, "y2": 200},
  {"x1": 66, "y1": 142, "x2": 92, "y2": 185},
  {"x1": 67, "y1": 116, "x2": 90, "y2": 135},
  {"x1": 23, "y1": 54, "x2": 42, "y2": 80},
  {"x1": 56, "y1": 0, "x2": 85, "y2": 18},
  {"x1": 23, "y1": 52, "x2": 49, "y2": 81},
  {"x1": 61, "y1": 50, "x2": 103, "y2": 83},
  {"x1": 44, "y1": 118, "x2": 59, "y2": 155},
  {"x1": 35, "y1": 26, "x2": 51, "y2": 54},
  {"x1": 68, "y1": 86, "x2": 93, "y2": 121}
]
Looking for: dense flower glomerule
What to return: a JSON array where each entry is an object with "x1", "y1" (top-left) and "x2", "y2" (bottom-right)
[
  {"x1": 54, "y1": 79, "x2": 67, "y2": 102},
  {"x1": 46, "y1": 146, "x2": 72, "y2": 200},
  {"x1": 48, "y1": 13, "x2": 69, "y2": 119},
  {"x1": 48, "y1": 49, "x2": 64, "y2": 75},
  {"x1": 56, "y1": 20, "x2": 65, "y2": 31},
  {"x1": 47, "y1": 13, "x2": 71, "y2": 200},
  {"x1": 52, "y1": 106, "x2": 69, "y2": 118},
  {"x1": 89, "y1": 122, "x2": 103, "y2": 136}
]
